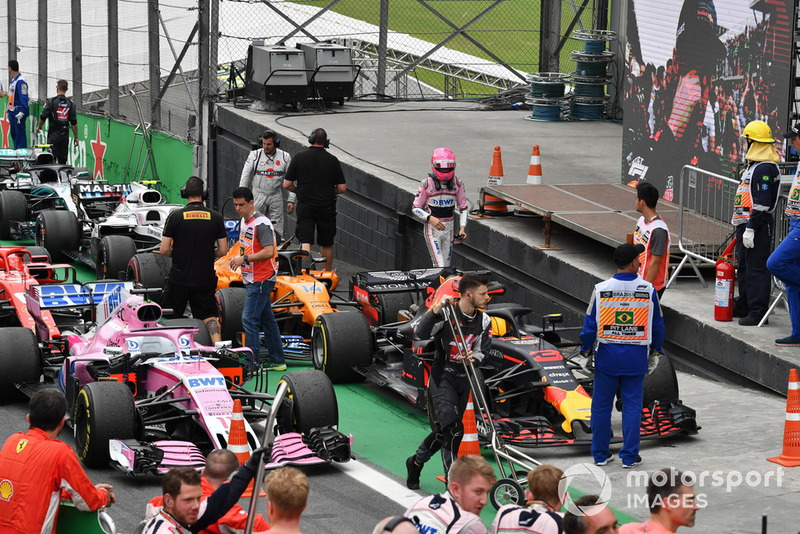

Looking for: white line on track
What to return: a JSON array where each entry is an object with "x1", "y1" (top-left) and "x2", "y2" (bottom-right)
[{"x1": 336, "y1": 458, "x2": 425, "y2": 509}]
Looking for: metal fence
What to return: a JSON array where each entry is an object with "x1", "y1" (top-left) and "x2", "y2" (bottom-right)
[
  {"x1": 667, "y1": 165, "x2": 738, "y2": 288},
  {"x1": 0, "y1": 0, "x2": 608, "y2": 140},
  {"x1": 668, "y1": 164, "x2": 797, "y2": 290}
]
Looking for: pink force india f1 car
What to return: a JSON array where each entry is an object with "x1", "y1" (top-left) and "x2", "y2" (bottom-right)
[
  {"x1": 0, "y1": 280, "x2": 351, "y2": 474},
  {"x1": 312, "y1": 268, "x2": 698, "y2": 448}
]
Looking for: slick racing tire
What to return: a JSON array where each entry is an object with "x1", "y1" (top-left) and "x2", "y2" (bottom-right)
[
  {"x1": 0, "y1": 327, "x2": 40, "y2": 402},
  {"x1": 0, "y1": 190, "x2": 27, "y2": 240},
  {"x1": 162, "y1": 318, "x2": 212, "y2": 347},
  {"x1": 96, "y1": 235, "x2": 137, "y2": 280},
  {"x1": 74, "y1": 381, "x2": 137, "y2": 468},
  {"x1": 216, "y1": 287, "x2": 246, "y2": 345},
  {"x1": 643, "y1": 351, "x2": 680, "y2": 405},
  {"x1": 375, "y1": 291, "x2": 413, "y2": 324},
  {"x1": 490, "y1": 478, "x2": 526, "y2": 510},
  {"x1": 25, "y1": 246, "x2": 51, "y2": 262},
  {"x1": 127, "y1": 252, "x2": 172, "y2": 301},
  {"x1": 311, "y1": 311, "x2": 372, "y2": 383},
  {"x1": 35, "y1": 210, "x2": 80, "y2": 263},
  {"x1": 277, "y1": 369, "x2": 338, "y2": 435}
]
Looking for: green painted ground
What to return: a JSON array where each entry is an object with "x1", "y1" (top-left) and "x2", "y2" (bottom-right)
[{"x1": 255, "y1": 360, "x2": 638, "y2": 525}]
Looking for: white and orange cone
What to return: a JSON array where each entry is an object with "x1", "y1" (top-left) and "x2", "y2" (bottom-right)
[
  {"x1": 768, "y1": 369, "x2": 800, "y2": 467},
  {"x1": 227, "y1": 399, "x2": 266, "y2": 497},
  {"x1": 458, "y1": 393, "x2": 481, "y2": 457},
  {"x1": 483, "y1": 146, "x2": 509, "y2": 215},
  {"x1": 526, "y1": 145, "x2": 543, "y2": 184}
]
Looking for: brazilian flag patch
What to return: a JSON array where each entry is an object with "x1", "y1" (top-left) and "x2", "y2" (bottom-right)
[
  {"x1": 615, "y1": 311, "x2": 633, "y2": 325},
  {"x1": 792, "y1": 189, "x2": 800, "y2": 201}
]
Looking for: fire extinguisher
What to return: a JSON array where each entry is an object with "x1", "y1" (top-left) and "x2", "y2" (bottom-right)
[{"x1": 714, "y1": 238, "x2": 737, "y2": 321}]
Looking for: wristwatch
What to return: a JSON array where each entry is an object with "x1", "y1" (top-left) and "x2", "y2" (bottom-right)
[{"x1": 243, "y1": 254, "x2": 249, "y2": 264}]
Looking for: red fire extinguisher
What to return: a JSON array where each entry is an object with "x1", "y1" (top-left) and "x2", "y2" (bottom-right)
[{"x1": 714, "y1": 238, "x2": 737, "y2": 321}]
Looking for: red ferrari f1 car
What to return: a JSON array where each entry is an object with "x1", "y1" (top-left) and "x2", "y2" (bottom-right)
[{"x1": 312, "y1": 268, "x2": 698, "y2": 448}]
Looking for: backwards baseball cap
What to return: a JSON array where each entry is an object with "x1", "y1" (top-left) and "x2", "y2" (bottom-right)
[
  {"x1": 783, "y1": 124, "x2": 800, "y2": 139},
  {"x1": 614, "y1": 243, "x2": 645, "y2": 267}
]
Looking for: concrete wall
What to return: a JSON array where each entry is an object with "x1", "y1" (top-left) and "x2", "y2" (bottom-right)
[{"x1": 210, "y1": 105, "x2": 595, "y2": 326}]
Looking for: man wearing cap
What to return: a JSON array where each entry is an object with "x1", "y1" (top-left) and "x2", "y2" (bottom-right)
[
  {"x1": 579, "y1": 243, "x2": 665, "y2": 469},
  {"x1": 767, "y1": 125, "x2": 800, "y2": 345}
]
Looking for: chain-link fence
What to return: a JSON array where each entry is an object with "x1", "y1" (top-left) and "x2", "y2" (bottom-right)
[
  {"x1": 0, "y1": 0, "x2": 608, "y2": 139},
  {"x1": 218, "y1": 0, "x2": 604, "y2": 99}
]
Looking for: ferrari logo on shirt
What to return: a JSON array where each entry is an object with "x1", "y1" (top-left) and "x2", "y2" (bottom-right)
[
  {"x1": 615, "y1": 311, "x2": 633, "y2": 325},
  {"x1": 15, "y1": 440, "x2": 27, "y2": 454}
]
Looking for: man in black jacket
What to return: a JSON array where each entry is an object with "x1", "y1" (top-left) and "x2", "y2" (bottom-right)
[
  {"x1": 35, "y1": 79, "x2": 78, "y2": 164},
  {"x1": 405, "y1": 273, "x2": 492, "y2": 489}
]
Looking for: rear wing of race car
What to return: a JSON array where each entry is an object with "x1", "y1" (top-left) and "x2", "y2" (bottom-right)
[{"x1": 26, "y1": 281, "x2": 133, "y2": 340}]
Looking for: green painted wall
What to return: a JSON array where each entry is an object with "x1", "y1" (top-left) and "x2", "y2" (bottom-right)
[{"x1": 3, "y1": 100, "x2": 192, "y2": 203}]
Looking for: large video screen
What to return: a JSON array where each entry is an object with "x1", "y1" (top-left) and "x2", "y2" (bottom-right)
[{"x1": 621, "y1": 0, "x2": 795, "y2": 201}]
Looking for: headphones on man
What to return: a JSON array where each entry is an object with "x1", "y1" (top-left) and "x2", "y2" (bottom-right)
[
  {"x1": 308, "y1": 129, "x2": 331, "y2": 148},
  {"x1": 260, "y1": 129, "x2": 281, "y2": 148},
  {"x1": 180, "y1": 176, "x2": 209, "y2": 200}
]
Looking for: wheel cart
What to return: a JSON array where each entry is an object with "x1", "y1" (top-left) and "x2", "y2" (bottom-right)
[{"x1": 442, "y1": 302, "x2": 542, "y2": 510}]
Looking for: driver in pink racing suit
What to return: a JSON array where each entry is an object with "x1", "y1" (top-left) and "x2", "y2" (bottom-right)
[{"x1": 412, "y1": 148, "x2": 469, "y2": 267}]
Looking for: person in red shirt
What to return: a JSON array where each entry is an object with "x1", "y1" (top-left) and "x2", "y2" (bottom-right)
[{"x1": 0, "y1": 389, "x2": 115, "y2": 534}]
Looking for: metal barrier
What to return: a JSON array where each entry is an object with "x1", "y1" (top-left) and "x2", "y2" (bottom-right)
[{"x1": 667, "y1": 165, "x2": 738, "y2": 288}]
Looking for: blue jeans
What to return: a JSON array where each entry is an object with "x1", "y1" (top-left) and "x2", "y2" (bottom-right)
[
  {"x1": 242, "y1": 280, "x2": 285, "y2": 366},
  {"x1": 591, "y1": 370, "x2": 644, "y2": 465},
  {"x1": 767, "y1": 220, "x2": 800, "y2": 337}
]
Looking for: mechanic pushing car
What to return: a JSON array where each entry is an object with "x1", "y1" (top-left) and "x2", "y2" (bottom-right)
[
  {"x1": 580, "y1": 243, "x2": 665, "y2": 469},
  {"x1": 0, "y1": 389, "x2": 116, "y2": 534},
  {"x1": 412, "y1": 147, "x2": 470, "y2": 267},
  {"x1": 406, "y1": 272, "x2": 492, "y2": 489}
]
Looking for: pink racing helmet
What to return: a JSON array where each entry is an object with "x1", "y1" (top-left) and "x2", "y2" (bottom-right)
[{"x1": 431, "y1": 147, "x2": 456, "y2": 181}]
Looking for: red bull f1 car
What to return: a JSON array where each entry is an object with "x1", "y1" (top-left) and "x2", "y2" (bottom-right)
[{"x1": 312, "y1": 268, "x2": 698, "y2": 447}]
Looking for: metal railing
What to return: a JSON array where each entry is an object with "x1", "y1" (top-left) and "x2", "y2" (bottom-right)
[
  {"x1": 667, "y1": 163, "x2": 797, "y2": 320},
  {"x1": 667, "y1": 165, "x2": 738, "y2": 288}
]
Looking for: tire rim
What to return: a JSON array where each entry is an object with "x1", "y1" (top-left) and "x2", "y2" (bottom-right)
[
  {"x1": 73, "y1": 399, "x2": 89, "y2": 459},
  {"x1": 311, "y1": 326, "x2": 325, "y2": 370}
]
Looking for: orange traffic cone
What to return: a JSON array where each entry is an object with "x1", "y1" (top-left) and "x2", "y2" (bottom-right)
[
  {"x1": 483, "y1": 146, "x2": 509, "y2": 215},
  {"x1": 228, "y1": 399, "x2": 266, "y2": 497},
  {"x1": 458, "y1": 393, "x2": 481, "y2": 457},
  {"x1": 526, "y1": 145, "x2": 542, "y2": 184},
  {"x1": 767, "y1": 369, "x2": 800, "y2": 467}
]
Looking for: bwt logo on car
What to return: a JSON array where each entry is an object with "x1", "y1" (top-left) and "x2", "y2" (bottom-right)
[{"x1": 187, "y1": 377, "x2": 226, "y2": 388}]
